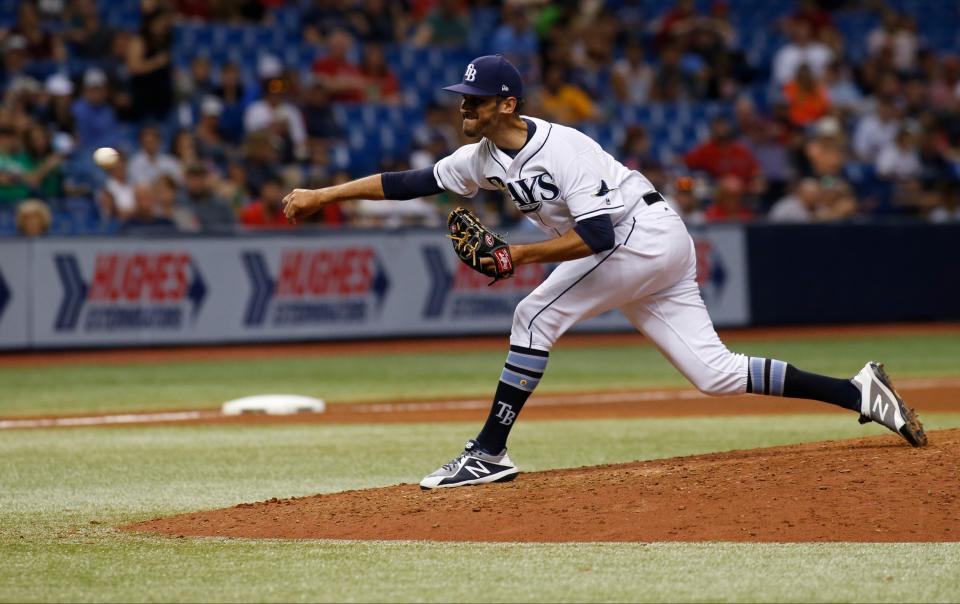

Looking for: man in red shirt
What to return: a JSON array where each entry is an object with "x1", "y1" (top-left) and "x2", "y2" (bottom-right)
[
  {"x1": 704, "y1": 175, "x2": 755, "y2": 223},
  {"x1": 684, "y1": 117, "x2": 762, "y2": 187},
  {"x1": 241, "y1": 178, "x2": 292, "y2": 228},
  {"x1": 311, "y1": 29, "x2": 366, "y2": 103}
]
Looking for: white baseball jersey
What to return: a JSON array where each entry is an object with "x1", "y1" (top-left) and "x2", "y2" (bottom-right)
[
  {"x1": 433, "y1": 116, "x2": 749, "y2": 396},
  {"x1": 433, "y1": 116, "x2": 656, "y2": 236}
]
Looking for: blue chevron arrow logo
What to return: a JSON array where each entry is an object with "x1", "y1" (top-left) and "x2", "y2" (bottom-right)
[
  {"x1": 242, "y1": 251, "x2": 275, "y2": 327},
  {"x1": 0, "y1": 266, "x2": 9, "y2": 323},
  {"x1": 187, "y1": 261, "x2": 207, "y2": 319},
  {"x1": 371, "y1": 258, "x2": 390, "y2": 311},
  {"x1": 710, "y1": 249, "x2": 727, "y2": 292},
  {"x1": 422, "y1": 246, "x2": 453, "y2": 318},
  {"x1": 54, "y1": 254, "x2": 88, "y2": 331}
]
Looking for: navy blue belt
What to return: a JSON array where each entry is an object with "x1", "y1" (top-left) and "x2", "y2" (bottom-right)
[{"x1": 643, "y1": 191, "x2": 665, "y2": 205}]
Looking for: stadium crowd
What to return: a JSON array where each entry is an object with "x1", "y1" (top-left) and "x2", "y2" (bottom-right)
[{"x1": 2, "y1": 0, "x2": 960, "y2": 237}]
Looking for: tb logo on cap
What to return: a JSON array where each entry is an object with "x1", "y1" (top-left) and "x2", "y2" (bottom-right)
[{"x1": 464, "y1": 63, "x2": 477, "y2": 82}]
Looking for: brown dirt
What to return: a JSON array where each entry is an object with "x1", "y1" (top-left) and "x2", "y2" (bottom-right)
[
  {"x1": 4, "y1": 382, "x2": 960, "y2": 429},
  {"x1": 3, "y1": 322, "x2": 959, "y2": 368},
  {"x1": 126, "y1": 428, "x2": 960, "y2": 543}
]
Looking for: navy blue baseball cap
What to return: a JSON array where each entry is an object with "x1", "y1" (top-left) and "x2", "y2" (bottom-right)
[{"x1": 442, "y1": 54, "x2": 524, "y2": 98}]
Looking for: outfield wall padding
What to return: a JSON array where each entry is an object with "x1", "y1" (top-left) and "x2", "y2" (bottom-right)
[{"x1": 746, "y1": 223, "x2": 960, "y2": 325}]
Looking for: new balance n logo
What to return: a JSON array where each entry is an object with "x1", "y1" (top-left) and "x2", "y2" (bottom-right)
[
  {"x1": 464, "y1": 461, "x2": 491, "y2": 478},
  {"x1": 873, "y1": 394, "x2": 889, "y2": 420}
]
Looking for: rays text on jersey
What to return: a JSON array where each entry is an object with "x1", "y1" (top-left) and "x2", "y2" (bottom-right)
[{"x1": 488, "y1": 173, "x2": 560, "y2": 213}]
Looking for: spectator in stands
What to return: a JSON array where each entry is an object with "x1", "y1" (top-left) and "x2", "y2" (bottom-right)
[
  {"x1": 0, "y1": 126, "x2": 30, "y2": 205},
  {"x1": 704, "y1": 175, "x2": 754, "y2": 223},
  {"x1": 15, "y1": 198, "x2": 51, "y2": 237},
  {"x1": 301, "y1": 76, "x2": 342, "y2": 141},
  {"x1": 876, "y1": 124, "x2": 922, "y2": 181},
  {"x1": 652, "y1": 0, "x2": 699, "y2": 50},
  {"x1": 359, "y1": 44, "x2": 401, "y2": 104},
  {"x1": 803, "y1": 115, "x2": 848, "y2": 179},
  {"x1": 412, "y1": 0, "x2": 470, "y2": 48},
  {"x1": 772, "y1": 19, "x2": 834, "y2": 86},
  {"x1": 172, "y1": 129, "x2": 201, "y2": 169},
  {"x1": 928, "y1": 54, "x2": 960, "y2": 111},
  {"x1": 12, "y1": 1, "x2": 65, "y2": 62},
  {"x1": 0, "y1": 36, "x2": 30, "y2": 94},
  {"x1": 71, "y1": 69, "x2": 120, "y2": 152},
  {"x1": 853, "y1": 96, "x2": 900, "y2": 162},
  {"x1": 240, "y1": 131, "x2": 280, "y2": 198},
  {"x1": 97, "y1": 151, "x2": 135, "y2": 221},
  {"x1": 611, "y1": 41, "x2": 654, "y2": 105},
  {"x1": 120, "y1": 183, "x2": 177, "y2": 235},
  {"x1": 413, "y1": 102, "x2": 460, "y2": 152},
  {"x1": 214, "y1": 161, "x2": 251, "y2": 213},
  {"x1": 737, "y1": 98, "x2": 793, "y2": 207},
  {"x1": 867, "y1": 10, "x2": 919, "y2": 74},
  {"x1": 349, "y1": 0, "x2": 407, "y2": 44},
  {"x1": 666, "y1": 176, "x2": 705, "y2": 226},
  {"x1": 684, "y1": 117, "x2": 762, "y2": 190},
  {"x1": 901, "y1": 74, "x2": 930, "y2": 119},
  {"x1": 786, "y1": 0, "x2": 834, "y2": 40},
  {"x1": 302, "y1": 139, "x2": 333, "y2": 190},
  {"x1": 126, "y1": 7, "x2": 174, "y2": 122},
  {"x1": 175, "y1": 55, "x2": 216, "y2": 117},
  {"x1": 303, "y1": 0, "x2": 354, "y2": 44},
  {"x1": 177, "y1": 162, "x2": 235, "y2": 231},
  {"x1": 619, "y1": 125, "x2": 661, "y2": 173},
  {"x1": 22, "y1": 124, "x2": 64, "y2": 200},
  {"x1": 243, "y1": 76, "x2": 308, "y2": 162},
  {"x1": 816, "y1": 177, "x2": 858, "y2": 220},
  {"x1": 212, "y1": 63, "x2": 249, "y2": 144},
  {"x1": 649, "y1": 43, "x2": 697, "y2": 102},
  {"x1": 194, "y1": 97, "x2": 230, "y2": 173},
  {"x1": 768, "y1": 177, "x2": 822, "y2": 223},
  {"x1": 312, "y1": 29, "x2": 366, "y2": 103},
  {"x1": 240, "y1": 177, "x2": 291, "y2": 229},
  {"x1": 823, "y1": 60, "x2": 863, "y2": 116},
  {"x1": 128, "y1": 125, "x2": 183, "y2": 186},
  {"x1": 536, "y1": 63, "x2": 598, "y2": 125},
  {"x1": 67, "y1": 0, "x2": 115, "y2": 59},
  {"x1": 783, "y1": 64, "x2": 831, "y2": 127},
  {"x1": 686, "y1": 19, "x2": 750, "y2": 100},
  {"x1": 154, "y1": 173, "x2": 198, "y2": 232},
  {"x1": 915, "y1": 123, "x2": 956, "y2": 215},
  {"x1": 492, "y1": 6, "x2": 539, "y2": 79},
  {"x1": 39, "y1": 74, "x2": 75, "y2": 136}
]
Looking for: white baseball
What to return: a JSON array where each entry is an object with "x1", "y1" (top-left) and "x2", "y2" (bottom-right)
[{"x1": 93, "y1": 147, "x2": 120, "y2": 169}]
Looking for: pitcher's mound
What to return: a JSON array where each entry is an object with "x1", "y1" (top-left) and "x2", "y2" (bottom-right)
[{"x1": 127, "y1": 429, "x2": 960, "y2": 543}]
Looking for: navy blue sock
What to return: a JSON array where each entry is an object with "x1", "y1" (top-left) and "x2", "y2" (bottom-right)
[
  {"x1": 746, "y1": 357, "x2": 860, "y2": 412},
  {"x1": 475, "y1": 345, "x2": 548, "y2": 454}
]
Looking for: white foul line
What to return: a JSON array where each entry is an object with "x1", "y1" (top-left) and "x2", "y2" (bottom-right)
[{"x1": 0, "y1": 411, "x2": 217, "y2": 430}]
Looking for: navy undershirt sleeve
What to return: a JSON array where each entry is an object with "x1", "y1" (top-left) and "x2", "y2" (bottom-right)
[
  {"x1": 381, "y1": 167, "x2": 444, "y2": 200},
  {"x1": 573, "y1": 214, "x2": 615, "y2": 254}
]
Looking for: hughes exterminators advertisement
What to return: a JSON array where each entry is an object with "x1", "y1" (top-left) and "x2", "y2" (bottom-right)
[{"x1": 16, "y1": 228, "x2": 749, "y2": 349}]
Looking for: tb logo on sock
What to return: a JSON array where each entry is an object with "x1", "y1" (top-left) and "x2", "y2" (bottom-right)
[{"x1": 496, "y1": 401, "x2": 516, "y2": 425}]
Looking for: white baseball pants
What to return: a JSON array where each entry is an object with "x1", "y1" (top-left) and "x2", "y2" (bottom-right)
[{"x1": 510, "y1": 203, "x2": 749, "y2": 396}]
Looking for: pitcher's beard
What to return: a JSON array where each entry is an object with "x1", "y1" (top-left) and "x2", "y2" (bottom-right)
[{"x1": 462, "y1": 117, "x2": 480, "y2": 137}]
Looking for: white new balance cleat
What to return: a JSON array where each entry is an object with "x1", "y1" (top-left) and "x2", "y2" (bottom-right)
[
  {"x1": 852, "y1": 361, "x2": 927, "y2": 447},
  {"x1": 420, "y1": 440, "x2": 519, "y2": 489}
]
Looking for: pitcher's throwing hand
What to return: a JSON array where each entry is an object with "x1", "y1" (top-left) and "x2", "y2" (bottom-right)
[{"x1": 282, "y1": 188, "x2": 321, "y2": 224}]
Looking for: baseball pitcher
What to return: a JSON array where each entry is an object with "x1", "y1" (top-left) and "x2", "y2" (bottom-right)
[{"x1": 282, "y1": 55, "x2": 926, "y2": 489}]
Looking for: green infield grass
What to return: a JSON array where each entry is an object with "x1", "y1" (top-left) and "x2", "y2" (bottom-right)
[
  {"x1": 2, "y1": 413, "x2": 960, "y2": 603},
  {"x1": 2, "y1": 331, "x2": 959, "y2": 602},
  {"x1": 2, "y1": 332, "x2": 959, "y2": 416}
]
